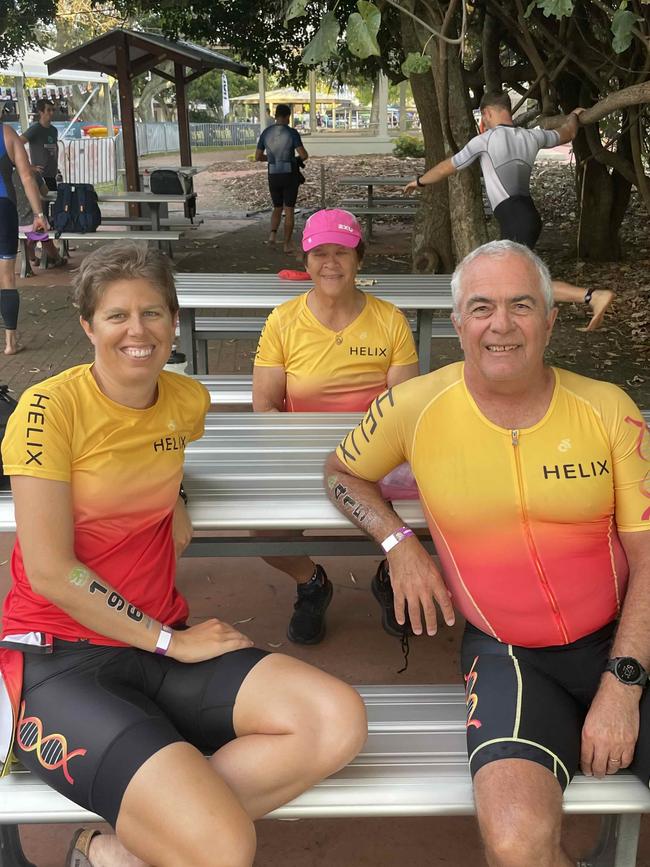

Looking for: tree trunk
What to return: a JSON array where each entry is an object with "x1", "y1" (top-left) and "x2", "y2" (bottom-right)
[
  {"x1": 401, "y1": 6, "x2": 454, "y2": 273},
  {"x1": 370, "y1": 74, "x2": 380, "y2": 131},
  {"x1": 572, "y1": 130, "x2": 631, "y2": 261},
  {"x1": 424, "y1": 0, "x2": 488, "y2": 259},
  {"x1": 557, "y1": 75, "x2": 632, "y2": 261}
]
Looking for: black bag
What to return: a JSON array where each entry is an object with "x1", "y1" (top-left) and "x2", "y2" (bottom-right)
[
  {"x1": 150, "y1": 169, "x2": 197, "y2": 222},
  {"x1": 51, "y1": 183, "x2": 102, "y2": 238},
  {"x1": 0, "y1": 385, "x2": 18, "y2": 490}
]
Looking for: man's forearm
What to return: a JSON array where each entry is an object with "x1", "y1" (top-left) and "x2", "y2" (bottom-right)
[
  {"x1": 611, "y1": 560, "x2": 650, "y2": 668},
  {"x1": 417, "y1": 157, "x2": 456, "y2": 187},
  {"x1": 325, "y1": 458, "x2": 405, "y2": 543}
]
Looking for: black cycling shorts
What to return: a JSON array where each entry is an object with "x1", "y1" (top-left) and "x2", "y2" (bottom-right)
[
  {"x1": 268, "y1": 172, "x2": 300, "y2": 208},
  {"x1": 0, "y1": 198, "x2": 18, "y2": 260},
  {"x1": 15, "y1": 640, "x2": 269, "y2": 828},
  {"x1": 462, "y1": 621, "x2": 650, "y2": 790},
  {"x1": 493, "y1": 195, "x2": 542, "y2": 250}
]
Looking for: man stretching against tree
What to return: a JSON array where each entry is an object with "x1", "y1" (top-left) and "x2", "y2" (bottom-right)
[{"x1": 404, "y1": 91, "x2": 614, "y2": 331}]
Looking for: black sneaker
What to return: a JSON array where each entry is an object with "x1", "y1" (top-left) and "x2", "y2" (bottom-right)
[
  {"x1": 287, "y1": 566, "x2": 333, "y2": 645},
  {"x1": 371, "y1": 560, "x2": 414, "y2": 638}
]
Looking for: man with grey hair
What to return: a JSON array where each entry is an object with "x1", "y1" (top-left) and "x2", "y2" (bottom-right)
[
  {"x1": 403, "y1": 91, "x2": 613, "y2": 331},
  {"x1": 325, "y1": 239, "x2": 650, "y2": 867}
]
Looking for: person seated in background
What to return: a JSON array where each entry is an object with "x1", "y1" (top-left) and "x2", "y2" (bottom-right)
[
  {"x1": 0, "y1": 242, "x2": 366, "y2": 867},
  {"x1": 253, "y1": 208, "x2": 420, "y2": 645}
]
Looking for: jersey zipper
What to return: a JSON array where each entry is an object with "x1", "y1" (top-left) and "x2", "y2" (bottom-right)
[{"x1": 511, "y1": 429, "x2": 569, "y2": 644}]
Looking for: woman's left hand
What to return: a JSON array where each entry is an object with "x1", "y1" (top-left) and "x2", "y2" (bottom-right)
[{"x1": 172, "y1": 497, "x2": 193, "y2": 558}]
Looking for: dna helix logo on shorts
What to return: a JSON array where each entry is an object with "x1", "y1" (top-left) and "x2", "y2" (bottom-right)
[
  {"x1": 16, "y1": 701, "x2": 87, "y2": 784},
  {"x1": 464, "y1": 656, "x2": 482, "y2": 730}
]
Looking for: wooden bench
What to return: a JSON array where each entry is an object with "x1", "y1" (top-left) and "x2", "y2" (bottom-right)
[
  {"x1": 1, "y1": 410, "x2": 648, "y2": 866},
  {"x1": 18, "y1": 230, "x2": 183, "y2": 279},
  {"x1": 2, "y1": 684, "x2": 648, "y2": 867}
]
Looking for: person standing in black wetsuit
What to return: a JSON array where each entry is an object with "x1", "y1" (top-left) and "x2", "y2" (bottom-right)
[
  {"x1": 404, "y1": 91, "x2": 614, "y2": 331},
  {"x1": 0, "y1": 123, "x2": 48, "y2": 355},
  {"x1": 255, "y1": 104, "x2": 309, "y2": 253}
]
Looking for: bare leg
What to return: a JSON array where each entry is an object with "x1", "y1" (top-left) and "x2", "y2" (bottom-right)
[
  {"x1": 474, "y1": 758, "x2": 573, "y2": 867},
  {"x1": 0, "y1": 259, "x2": 20, "y2": 355},
  {"x1": 283, "y1": 206, "x2": 296, "y2": 252},
  {"x1": 268, "y1": 206, "x2": 283, "y2": 243},
  {"x1": 92, "y1": 655, "x2": 365, "y2": 866},
  {"x1": 113, "y1": 742, "x2": 256, "y2": 867},
  {"x1": 551, "y1": 280, "x2": 614, "y2": 332},
  {"x1": 252, "y1": 528, "x2": 316, "y2": 584},
  {"x1": 210, "y1": 653, "x2": 367, "y2": 818}
]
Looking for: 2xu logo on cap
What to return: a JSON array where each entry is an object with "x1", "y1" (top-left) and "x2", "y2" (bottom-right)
[{"x1": 338, "y1": 223, "x2": 355, "y2": 232}]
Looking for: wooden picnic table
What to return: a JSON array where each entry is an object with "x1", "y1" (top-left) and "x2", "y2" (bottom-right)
[{"x1": 174, "y1": 272, "x2": 454, "y2": 374}]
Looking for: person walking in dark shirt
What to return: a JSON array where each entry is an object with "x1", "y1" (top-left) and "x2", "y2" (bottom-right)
[{"x1": 255, "y1": 104, "x2": 308, "y2": 253}]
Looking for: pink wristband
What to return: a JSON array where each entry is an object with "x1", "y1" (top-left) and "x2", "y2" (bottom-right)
[{"x1": 381, "y1": 526, "x2": 414, "y2": 553}]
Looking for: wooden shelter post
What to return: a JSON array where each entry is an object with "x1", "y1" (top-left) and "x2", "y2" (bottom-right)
[
  {"x1": 175, "y1": 62, "x2": 192, "y2": 167},
  {"x1": 115, "y1": 34, "x2": 139, "y2": 193}
]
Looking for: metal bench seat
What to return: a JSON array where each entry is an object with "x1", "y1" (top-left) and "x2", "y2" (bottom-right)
[
  {"x1": 2, "y1": 686, "x2": 648, "y2": 866},
  {"x1": 18, "y1": 230, "x2": 182, "y2": 278},
  {"x1": 189, "y1": 314, "x2": 457, "y2": 374}
]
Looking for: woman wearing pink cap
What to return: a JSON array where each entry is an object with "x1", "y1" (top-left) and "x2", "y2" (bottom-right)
[{"x1": 253, "y1": 209, "x2": 420, "y2": 645}]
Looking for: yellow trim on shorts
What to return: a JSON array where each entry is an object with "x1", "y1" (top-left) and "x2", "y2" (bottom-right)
[
  {"x1": 469, "y1": 737, "x2": 570, "y2": 789},
  {"x1": 507, "y1": 644, "x2": 523, "y2": 739}
]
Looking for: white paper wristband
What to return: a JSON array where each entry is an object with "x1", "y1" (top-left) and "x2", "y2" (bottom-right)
[
  {"x1": 381, "y1": 526, "x2": 414, "y2": 553},
  {"x1": 154, "y1": 625, "x2": 173, "y2": 656}
]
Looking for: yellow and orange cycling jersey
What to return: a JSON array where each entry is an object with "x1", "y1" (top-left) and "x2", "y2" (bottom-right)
[
  {"x1": 1, "y1": 365, "x2": 210, "y2": 644},
  {"x1": 254, "y1": 291, "x2": 418, "y2": 412},
  {"x1": 336, "y1": 362, "x2": 649, "y2": 648}
]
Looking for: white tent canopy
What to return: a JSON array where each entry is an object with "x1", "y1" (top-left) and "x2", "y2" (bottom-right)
[{"x1": 0, "y1": 47, "x2": 107, "y2": 83}]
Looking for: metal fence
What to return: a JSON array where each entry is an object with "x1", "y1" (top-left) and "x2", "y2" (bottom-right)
[
  {"x1": 58, "y1": 136, "x2": 119, "y2": 185},
  {"x1": 135, "y1": 122, "x2": 259, "y2": 154},
  {"x1": 55, "y1": 122, "x2": 261, "y2": 186}
]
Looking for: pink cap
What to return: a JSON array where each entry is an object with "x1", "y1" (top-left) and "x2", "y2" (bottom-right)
[{"x1": 302, "y1": 209, "x2": 363, "y2": 251}]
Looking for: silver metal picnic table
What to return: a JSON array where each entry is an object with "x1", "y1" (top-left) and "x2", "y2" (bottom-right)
[{"x1": 174, "y1": 272, "x2": 454, "y2": 374}]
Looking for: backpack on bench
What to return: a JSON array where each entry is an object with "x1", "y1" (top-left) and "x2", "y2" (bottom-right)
[{"x1": 51, "y1": 183, "x2": 102, "y2": 238}]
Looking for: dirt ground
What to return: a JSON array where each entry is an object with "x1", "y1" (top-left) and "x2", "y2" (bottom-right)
[{"x1": 3, "y1": 149, "x2": 650, "y2": 866}]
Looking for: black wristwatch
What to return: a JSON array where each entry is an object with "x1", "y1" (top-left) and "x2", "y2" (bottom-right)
[
  {"x1": 178, "y1": 482, "x2": 188, "y2": 505},
  {"x1": 416, "y1": 174, "x2": 425, "y2": 188},
  {"x1": 605, "y1": 657, "x2": 648, "y2": 687}
]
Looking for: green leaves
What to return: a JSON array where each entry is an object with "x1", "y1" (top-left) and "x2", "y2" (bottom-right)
[
  {"x1": 611, "y1": 5, "x2": 642, "y2": 53},
  {"x1": 284, "y1": 0, "x2": 308, "y2": 26},
  {"x1": 301, "y1": 10, "x2": 340, "y2": 65},
  {"x1": 346, "y1": 1, "x2": 381, "y2": 58},
  {"x1": 527, "y1": 0, "x2": 574, "y2": 17},
  {"x1": 300, "y1": 2, "x2": 381, "y2": 65},
  {"x1": 401, "y1": 52, "x2": 432, "y2": 76}
]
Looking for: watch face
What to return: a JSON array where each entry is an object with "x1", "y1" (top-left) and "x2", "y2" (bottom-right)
[{"x1": 615, "y1": 657, "x2": 642, "y2": 683}]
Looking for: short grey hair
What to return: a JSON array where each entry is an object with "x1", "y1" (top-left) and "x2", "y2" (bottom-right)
[
  {"x1": 73, "y1": 242, "x2": 178, "y2": 323},
  {"x1": 450, "y1": 240, "x2": 554, "y2": 315}
]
